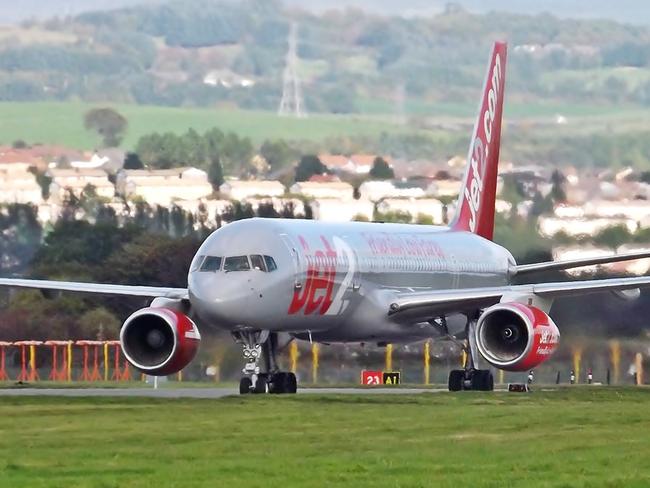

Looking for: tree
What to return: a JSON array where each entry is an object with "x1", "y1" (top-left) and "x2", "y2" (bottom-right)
[
  {"x1": 208, "y1": 157, "x2": 224, "y2": 187},
  {"x1": 594, "y1": 225, "x2": 632, "y2": 251},
  {"x1": 369, "y1": 156, "x2": 394, "y2": 180},
  {"x1": 550, "y1": 169, "x2": 567, "y2": 203},
  {"x1": 295, "y1": 155, "x2": 326, "y2": 182},
  {"x1": 124, "y1": 152, "x2": 144, "y2": 170},
  {"x1": 260, "y1": 140, "x2": 296, "y2": 173},
  {"x1": 84, "y1": 108, "x2": 128, "y2": 147}
]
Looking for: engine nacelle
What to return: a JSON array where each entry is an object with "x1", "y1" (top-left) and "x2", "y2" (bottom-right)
[
  {"x1": 475, "y1": 302, "x2": 560, "y2": 372},
  {"x1": 120, "y1": 307, "x2": 201, "y2": 376}
]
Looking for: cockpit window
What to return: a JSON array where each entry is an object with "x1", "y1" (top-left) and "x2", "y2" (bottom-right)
[
  {"x1": 250, "y1": 255, "x2": 266, "y2": 272},
  {"x1": 200, "y1": 256, "x2": 222, "y2": 272},
  {"x1": 224, "y1": 255, "x2": 250, "y2": 272},
  {"x1": 264, "y1": 255, "x2": 277, "y2": 272}
]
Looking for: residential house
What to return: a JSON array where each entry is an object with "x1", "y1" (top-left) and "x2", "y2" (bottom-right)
[
  {"x1": 311, "y1": 199, "x2": 374, "y2": 222},
  {"x1": 289, "y1": 181, "x2": 354, "y2": 200},
  {"x1": 359, "y1": 181, "x2": 425, "y2": 201},
  {"x1": 219, "y1": 180, "x2": 285, "y2": 200},
  {"x1": 47, "y1": 168, "x2": 115, "y2": 203},
  {"x1": 117, "y1": 167, "x2": 213, "y2": 206},
  {"x1": 377, "y1": 198, "x2": 444, "y2": 223}
]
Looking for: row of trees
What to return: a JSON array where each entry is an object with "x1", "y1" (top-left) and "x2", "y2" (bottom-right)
[{"x1": 3, "y1": 2, "x2": 650, "y2": 109}]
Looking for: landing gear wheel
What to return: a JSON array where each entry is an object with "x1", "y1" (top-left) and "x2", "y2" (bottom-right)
[
  {"x1": 253, "y1": 374, "x2": 268, "y2": 394},
  {"x1": 286, "y1": 372, "x2": 297, "y2": 394},
  {"x1": 269, "y1": 372, "x2": 288, "y2": 394},
  {"x1": 448, "y1": 370, "x2": 464, "y2": 392},
  {"x1": 239, "y1": 377, "x2": 252, "y2": 395},
  {"x1": 471, "y1": 370, "x2": 494, "y2": 391}
]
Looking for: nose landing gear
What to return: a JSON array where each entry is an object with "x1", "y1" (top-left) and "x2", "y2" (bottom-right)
[{"x1": 233, "y1": 330, "x2": 297, "y2": 395}]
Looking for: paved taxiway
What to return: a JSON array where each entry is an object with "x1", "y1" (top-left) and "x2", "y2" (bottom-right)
[{"x1": 0, "y1": 387, "x2": 444, "y2": 398}]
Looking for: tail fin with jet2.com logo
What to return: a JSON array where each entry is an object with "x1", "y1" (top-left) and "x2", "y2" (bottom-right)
[{"x1": 450, "y1": 41, "x2": 507, "y2": 241}]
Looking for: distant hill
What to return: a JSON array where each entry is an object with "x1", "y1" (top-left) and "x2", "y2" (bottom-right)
[
  {"x1": 1, "y1": 0, "x2": 650, "y2": 25},
  {"x1": 0, "y1": 0, "x2": 649, "y2": 116}
]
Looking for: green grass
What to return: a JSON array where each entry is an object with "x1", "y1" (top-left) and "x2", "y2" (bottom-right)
[
  {"x1": 0, "y1": 102, "x2": 411, "y2": 150},
  {"x1": 1, "y1": 100, "x2": 648, "y2": 153},
  {"x1": 1, "y1": 387, "x2": 650, "y2": 487}
]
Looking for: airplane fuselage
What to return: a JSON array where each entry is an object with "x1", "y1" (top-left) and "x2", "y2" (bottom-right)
[{"x1": 188, "y1": 218, "x2": 515, "y2": 343}]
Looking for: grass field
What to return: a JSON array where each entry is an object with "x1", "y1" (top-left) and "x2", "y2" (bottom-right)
[
  {"x1": 1, "y1": 387, "x2": 650, "y2": 487},
  {"x1": 0, "y1": 102, "x2": 412, "y2": 150},
  {"x1": 0, "y1": 101, "x2": 648, "y2": 151}
]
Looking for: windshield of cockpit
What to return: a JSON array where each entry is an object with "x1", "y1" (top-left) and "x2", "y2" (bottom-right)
[{"x1": 193, "y1": 254, "x2": 277, "y2": 272}]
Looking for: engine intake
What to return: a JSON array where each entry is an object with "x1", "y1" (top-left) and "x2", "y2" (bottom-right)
[
  {"x1": 475, "y1": 302, "x2": 560, "y2": 371},
  {"x1": 120, "y1": 307, "x2": 201, "y2": 376}
]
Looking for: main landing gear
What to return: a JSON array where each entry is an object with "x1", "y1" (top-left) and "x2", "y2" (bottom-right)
[
  {"x1": 233, "y1": 330, "x2": 297, "y2": 395},
  {"x1": 448, "y1": 317, "x2": 494, "y2": 392}
]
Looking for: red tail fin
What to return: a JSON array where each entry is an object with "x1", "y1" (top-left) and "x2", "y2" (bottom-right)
[{"x1": 450, "y1": 42, "x2": 507, "y2": 241}]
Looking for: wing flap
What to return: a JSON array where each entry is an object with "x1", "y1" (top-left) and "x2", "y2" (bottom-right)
[
  {"x1": 515, "y1": 250, "x2": 650, "y2": 275},
  {"x1": 388, "y1": 275, "x2": 650, "y2": 319},
  {"x1": 0, "y1": 278, "x2": 188, "y2": 299}
]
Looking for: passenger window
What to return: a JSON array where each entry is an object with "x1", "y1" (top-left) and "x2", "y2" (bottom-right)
[
  {"x1": 264, "y1": 255, "x2": 278, "y2": 272},
  {"x1": 200, "y1": 256, "x2": 222, "y2": 272},
  {"x1": 224, "y1": 256, "x2": 250, "y2": 272},
  {"x1": 250, "y1": 255, "x2": 267, "y2": 272}
]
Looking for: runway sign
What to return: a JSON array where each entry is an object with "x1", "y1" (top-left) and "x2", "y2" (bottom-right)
[
  {"x1": 361, "y1": 370, "x2": 382, "y2": 385},
  {"x1": 361, "y1": 370, "x2": 401, "y2": 385},
  {"x1": 383, "y1": 372, "x2": 401, "y2": 385}
]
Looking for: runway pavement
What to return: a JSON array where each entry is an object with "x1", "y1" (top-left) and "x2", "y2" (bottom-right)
[{"x1": 0, "y1": 387, "x2": 445, "y2": 398}]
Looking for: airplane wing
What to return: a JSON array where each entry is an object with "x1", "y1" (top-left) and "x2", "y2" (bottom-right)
[
  {"x1": 388, "y1": 275, "x2": 650, "y2": 318},
  {"x1": 0, "y1": 278, "x2": 188, "y2": 299},
  {"x1": 514, "y1": 250, "x2": 650, "y2": 275}
]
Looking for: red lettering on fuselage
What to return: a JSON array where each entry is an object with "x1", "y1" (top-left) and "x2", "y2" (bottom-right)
[{"x1": 288, "y1": 236, "x2": 338, "y2": 315}]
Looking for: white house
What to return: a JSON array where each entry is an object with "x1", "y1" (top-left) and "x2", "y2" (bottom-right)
[
  {"x1": 47, "y1": 168, "x2": 115, "y2": 203},
  {"x1": 377, "y1": 198, "x2": 444, "y2": 223},
  {"x1": 0, "y1": 170, "x2": 42, "y2": 204},
  {"x1": 290, "y1": 181, "x2": 354, "y2": 200},
  {"x1": 219, "y1": 180, "x2": 285, "y2": 200},
  {"x1": 538, "y1": 217, "x2": 637, "y2": 238},
  {"x1": 358, "y1": 181, "x2": 425, "y2": 201},
  {"x1": 117, "y1": 167, "x2": 213, "y2": 206},
  {"x1": 311, "y1": 199, "x2": 374, "y2": 222}
]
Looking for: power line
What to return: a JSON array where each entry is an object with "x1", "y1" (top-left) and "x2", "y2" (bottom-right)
[{"x1": 278, "y1": 22, "x2": 307, "y2": 118}]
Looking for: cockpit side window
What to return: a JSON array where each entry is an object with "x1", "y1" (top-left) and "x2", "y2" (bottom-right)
[
  {"x1": 224, "y1": 255, "x2": 250, "y2": 272},
  {"x1": 264, "y1": 255, "x2": 277, "y2": 272},
  {"x1": 191, "y1": 254, "x2": 205, "y2": 272},
  {"x1": 250, "y1": 255, "x2": 267, "y2": 272},
  {"x1": 200, "y1": 256, "x2": 222, "y2": 272}
]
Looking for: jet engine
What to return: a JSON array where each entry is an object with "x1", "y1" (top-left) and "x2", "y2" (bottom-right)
[
  {"x1": 120, "y1": 307, "x2": 201, "y2": 376},
  {"x1": 475, "y1": 302, "x2": 560, "y2": 371}
]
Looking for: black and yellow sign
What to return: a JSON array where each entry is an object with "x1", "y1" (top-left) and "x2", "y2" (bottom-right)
[{"x1": 382, "y1": 372, "x2": 401, "y2": 385}]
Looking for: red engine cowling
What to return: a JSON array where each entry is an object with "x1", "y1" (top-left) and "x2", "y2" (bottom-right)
[
  {"x1": 475, "y1": 302, "x2": 560, "y2": 371},
  {"x1": 120, "y1": 307, "x2": 201, "y2": 376}
]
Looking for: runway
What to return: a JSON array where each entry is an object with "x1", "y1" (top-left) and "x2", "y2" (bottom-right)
[{"x1": 0, "y1": 387, "x2": 445, "y2": 398}]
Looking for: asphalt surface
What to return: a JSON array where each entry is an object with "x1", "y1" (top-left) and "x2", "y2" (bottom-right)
[{"x1": 0, "y1": 387, "x2": 445, "y2": 398}]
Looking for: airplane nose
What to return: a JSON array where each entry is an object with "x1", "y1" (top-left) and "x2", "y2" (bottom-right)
[{"x1": 189, "y1": 271, "x2": 258, "y2": 327}]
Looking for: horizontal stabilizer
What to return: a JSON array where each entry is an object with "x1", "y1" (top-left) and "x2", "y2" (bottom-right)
[{"x1": 514, "y1": 250, "x2": 650, "y2": 275}]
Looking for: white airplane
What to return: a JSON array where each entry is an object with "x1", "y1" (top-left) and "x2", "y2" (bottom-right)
[{"x1": 3, "y1": 42, "x2": 650, "y2": 393}]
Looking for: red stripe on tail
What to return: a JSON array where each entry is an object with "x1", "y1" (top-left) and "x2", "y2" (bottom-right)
[{"x1": 450, "y1": 42, "x2": 507, "y2": 241}]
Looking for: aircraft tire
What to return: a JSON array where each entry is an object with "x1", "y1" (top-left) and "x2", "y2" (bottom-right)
[
  {"x1": 471, "y1": 370, "x2": 494, "y2": 391},
  {"x1": 286, "y1": 372, "x2": 298, "y2": 394},
  {"x1": 448, "y1": 370, "x2": 464, "y2": 391},
  {"x1": 253, "y1": 374, "x2": 269, "y2": 394},
  {"x1": 239, "y1": 377, "x2": 252, "y2": 394},
  {"x1": 269, "y1": 372, "x2": 288, "y2": 394}
]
